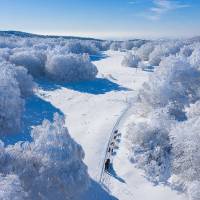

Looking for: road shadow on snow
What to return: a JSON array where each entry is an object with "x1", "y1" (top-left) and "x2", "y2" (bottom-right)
[
  {"x1": 37, "y1": 78, "x2": 131, "y2": 95},
  {"x1": 1, "y1": 95, "x2": 63, "y2": 145}
]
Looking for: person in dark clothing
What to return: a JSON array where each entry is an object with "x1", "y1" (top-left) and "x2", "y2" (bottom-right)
[
  {"x1": 110, "y1": 142, "x2": 115, "y2": 146},
  {"x1": 105, "y1": 159, "x2": 110, "y2": 171}
]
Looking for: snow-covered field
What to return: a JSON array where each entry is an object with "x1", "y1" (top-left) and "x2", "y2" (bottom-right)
[
  {"x1": 38, "y1": 50, "x2": 148, "y2": 180},
  {"x1": 38, "y1": 50, "x2": 187, "y2": 200}
]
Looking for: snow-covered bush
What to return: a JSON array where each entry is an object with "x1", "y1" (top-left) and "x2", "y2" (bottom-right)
[
  {"x1": 185, "y1": 101, "x2": 200, "y2": 119},
  {"x1": 14, "y1": 66, "x2": 35, "y2": 97},
  {"x1": 170, "y1": 117, "x2": 200, "y2": 183},
  {"x1": 99, "y1": 40, "x2": 112, "y2": 51},
  {"x1": 148, "y1": 42, "x2": 182, "y2": 66},
  {"x1": 122, "y1": 40, "x2": 146, "y2": 50},
  {"x1": 0, "y1": 61, "x2": 35, "y2": 97},
  {"x1": 122, "y1": 53, "x2": 141, "y2": 68},
  {"x1": 45, "y1": 53, "x2": 98, "y2": 82},
  {"x1": 0, "y1": 64, "x2": 24, "y2": 134},
  {"x1": 128, "y1": 39, "x2": 200, "y2": 197},
  {"x1": 121, "y1": 41, "x2": 133, "y2": 50},
  {"x1": 169, "y1": 110, "x2": 200, "y2": 200},
  {"x1": 9, "y1": 51, "x2": 46, "y2": 77},
  {"x1": 189, "y1": 48, "x2": 200, "y2": 69},
  {"x1": 139, "y1": 56, "x2": 200, "y2": 118},
  {"x1": 136, "y1": 42, "x2": 154, "y2": 61},
  {"x1": 132, "y1": 40, "x2": 146, "y2": 49},
  {"x1": 0, "y1": 174, "x2": 27, "y2": 200},
  {"x1": 180, "y1": 45, "x2": 193, "y2": 57},
  {"x1": 188, "y1": 181, "x2": 200, "y2": 200},
  {"x1": 0, "y1": 48, "x2": 11, "y2": 61},
  {"x1": 0, "y1": 37, "x2": 19, "y2": 49},
  {"x1": 65, "y1": 40, "x2": 99, "y2": 55},
  {"x1": 0, "y1": 113, "x2": 90, "y2": 200},
  {"x1": 110, "y1": 42, "x2": 121, "y2": 51},
  {"x1": 128, "y1": 109, "x2": 173, "y2": 183},
  {"x1": 148, "y1": 46, "x2": 163, "y2": 66}
]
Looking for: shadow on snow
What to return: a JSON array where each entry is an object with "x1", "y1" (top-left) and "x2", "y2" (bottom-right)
[
  {"x1": 37, "y1": 78, "x2": 131, "y2": 95},
  {"x1": 0, "y1": 52, "x2": 119, "y2": 199},
  {"x1": 108, "y1": 164, "x2": 126, "y2": 184},
  {"x1": 1, "y1": 95, "x2": 63, "y2": 145},
  {"x1": 81, "y1": 179, "x2": 118, "y2": 200},
  {"x1": 90, "y1": 53, "x2": 109, "y2": 62}
]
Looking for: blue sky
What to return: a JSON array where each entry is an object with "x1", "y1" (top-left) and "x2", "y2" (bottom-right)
[{"x1": 0, "y1": 0, "x2": 199, "y2": 39}]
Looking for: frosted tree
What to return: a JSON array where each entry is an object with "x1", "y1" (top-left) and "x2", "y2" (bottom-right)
[
  {"x1": 14, "y1": 66, "x2": 35, "y2": 97},
  {"x1": 170, "y1": 113, "x2": 200, "y2": 200},
  {"x1": 110, "y1": 42, "x2": 121, "y2": 51},
  {"x1": 0, "y1": 113, "x2": 90, "y2": 200},
  {"x1": 189, "y1": 48, "x2": 200, "y2": 69},
  {"x1": 148, "y1": 41, "x2": 181, "y2": 66},
  {"x1": 45, "y1": 53, "x2": 98, "y2": 82},
  {"x1": 188, "y1": 181, "x2": 200, "y2": 200},
  {"x1": 139, "y1": 56, "x2": 200, "y2": 119},
  {"x1": 65, "y1": 40, "x2": 99, "y2": 55},
  {"x1": 185, "y1": 100, "x2": 200, "y2": 119},
  {"x1": 179, "y1": 45, "x2": 193, "y2": 57},
  {"x1": 0, "y1": 63, "x2": 24, "y2": 134},
  {"x1": 0, "y1": 174, "x2": 27, "y2": 200},
  {"x1": 128, "y1": 108, "x2": 173, "y2": 183},
  {"x1": 122, "y1": 53, "x2": 141, "y2": 68},
  {"x1": 136, "y1": 42, "x2": 154, "y2": 61},
  {"x1": 9, "y1": 50, "x2": 46, "y2": 77}
]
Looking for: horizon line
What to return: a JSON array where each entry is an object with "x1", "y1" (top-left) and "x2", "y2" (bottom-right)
[{"x1": 0, "y1": 29, "x2": 200, "y2": 41}]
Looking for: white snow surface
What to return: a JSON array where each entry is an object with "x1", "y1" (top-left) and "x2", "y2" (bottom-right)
[{"x1": 38, "y1": 50, "x2": 187, "y2": 200}]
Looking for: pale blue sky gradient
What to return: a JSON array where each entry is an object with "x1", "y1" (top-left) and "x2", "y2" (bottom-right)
[{"x1": 0, "y1": 0, "x2": 199, "y2": 39}]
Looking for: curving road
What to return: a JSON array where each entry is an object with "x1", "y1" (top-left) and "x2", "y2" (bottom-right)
[{"x1": 99, "y1": 97, "x2": 135, "y2": 188}]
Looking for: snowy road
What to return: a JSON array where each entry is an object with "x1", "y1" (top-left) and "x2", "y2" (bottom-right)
[{"x1": 99, "y1": 100, "x2": 131, "y2": 184}]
